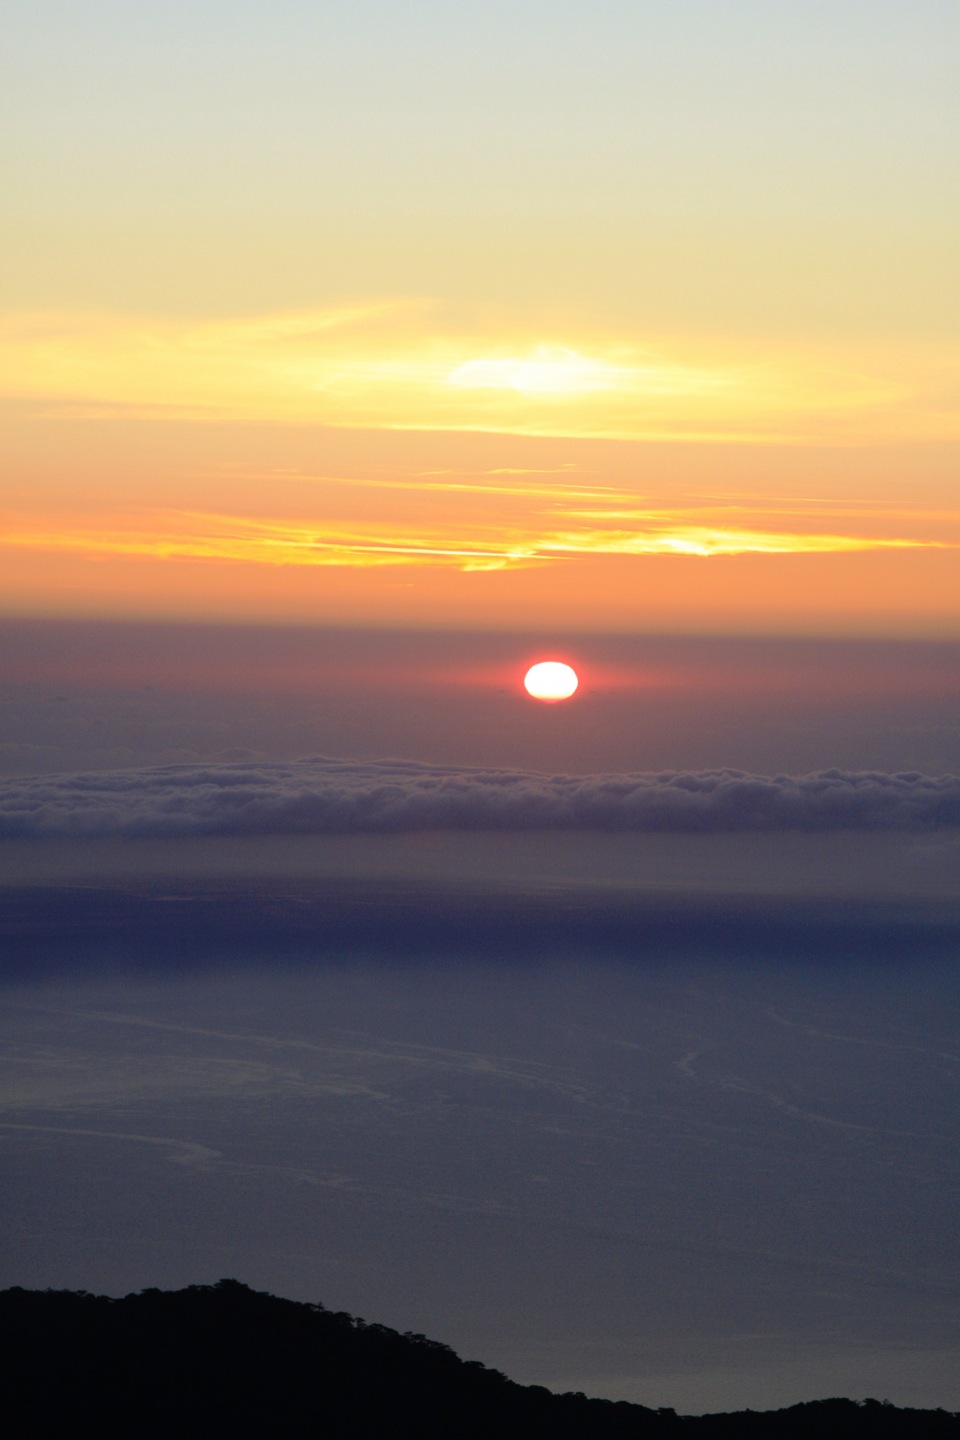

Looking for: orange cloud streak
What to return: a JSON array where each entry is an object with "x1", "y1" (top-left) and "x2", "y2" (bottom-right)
[{"x1": 2, "y1": 510, "x2": 945, "y2": 575}]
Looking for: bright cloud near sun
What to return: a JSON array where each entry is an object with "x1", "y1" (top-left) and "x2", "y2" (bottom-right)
[
  {"x1": 447, "y1": 347, "x2": 633, "y2": 395},
  {"x1": 537, "y1": 527, "x2": 939, "y2": 559},
  {"x1": 0, "y1": 305, "x2": 953, "y2": 444}
]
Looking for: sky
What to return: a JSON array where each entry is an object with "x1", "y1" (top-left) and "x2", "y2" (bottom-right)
[
  {"x1": 1, "y1": 0, "x2": 959, "y2": 1417},
  {"x1": 2, "y1": 0, "x2": 958, "y2": 632}
]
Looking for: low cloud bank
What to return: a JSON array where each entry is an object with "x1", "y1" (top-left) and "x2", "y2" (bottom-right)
[{"x1": 1, "y1": 759, "x2": 958, "y2": 840}]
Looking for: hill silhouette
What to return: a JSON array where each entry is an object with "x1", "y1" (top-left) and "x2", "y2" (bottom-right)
[{"x1": 1, "y1": 1280, "x2": 957, "y2": 1439}]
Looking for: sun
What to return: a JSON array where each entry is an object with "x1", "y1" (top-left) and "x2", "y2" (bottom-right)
[{"x1": 523, "y1": 661, "x2": 579, "y2": 702}]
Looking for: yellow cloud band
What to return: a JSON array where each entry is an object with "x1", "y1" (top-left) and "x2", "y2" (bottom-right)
[
  {"x1": 2, "y1": 512, "x2": 944, "y2": 573},
  {"x1": 2, "y1": 306, "x2": 956, "y2": 444}
]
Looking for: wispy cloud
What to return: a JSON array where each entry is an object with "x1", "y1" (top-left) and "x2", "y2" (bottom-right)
[
  {"x1": 2, "y1": 305, "x2": 954, "y2": 443},
  {"x1": 538, "y1": 527, "x2": 936, "y2": 558},
  {"x1": 2, "y1": 508, "x2": 944, "y2": 573},
  {"x1": 0, "y1": 512, "x2": 543, "y2": 572}
]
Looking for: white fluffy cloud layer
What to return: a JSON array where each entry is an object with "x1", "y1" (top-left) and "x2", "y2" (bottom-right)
[{"x1": 1, "y1": 759, "x2": 958, "y2": 839}]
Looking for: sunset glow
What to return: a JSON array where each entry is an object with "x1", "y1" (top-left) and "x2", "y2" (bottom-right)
[
  {"x1": 2, "y1": 308, "x2": 954, "y2": 444},
  {"x1": 2, "y1": 296, "x2": 955, "y2": 632},
  {"x1": 0, "y1": 2, "x2": 955, "y2": 635},
  {"x1": 3, "y1": 5, "x2": 960, "y2": 1420}
]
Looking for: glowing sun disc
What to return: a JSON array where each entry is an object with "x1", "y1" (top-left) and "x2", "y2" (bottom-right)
[{"x1": 524, "y1": 661, "x2": 579, "y2": 702}]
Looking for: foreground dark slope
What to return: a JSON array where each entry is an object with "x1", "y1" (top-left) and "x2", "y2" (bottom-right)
[{"x1": 2, "y1": 1281, "x2": 956, "y2": 1439}]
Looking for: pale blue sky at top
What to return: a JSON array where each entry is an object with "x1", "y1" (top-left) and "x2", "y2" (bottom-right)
[{"x1": 3, "y1": 0, "x2": 957, "y2": 331}]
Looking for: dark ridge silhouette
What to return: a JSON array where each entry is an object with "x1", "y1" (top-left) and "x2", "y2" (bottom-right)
[{"x1": 1, "y1": 1280, "x2": 956, "y2": 1439}]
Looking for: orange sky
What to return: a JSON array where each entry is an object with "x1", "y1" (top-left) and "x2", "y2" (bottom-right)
[
  {"x1": 3, "y1": 390, "x2": 957, "y2": 633},
  {"x1": 2, "y1": 3, "x2": 957, "y2": 636}
]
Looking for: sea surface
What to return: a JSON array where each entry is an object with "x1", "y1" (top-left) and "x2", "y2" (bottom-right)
[{"x1": 1, "y1": 876, "x2": 957, "y2": 1413}]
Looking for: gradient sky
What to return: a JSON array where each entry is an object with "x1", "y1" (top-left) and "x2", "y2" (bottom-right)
[{"x1": 2, "y1": 0, "x2": 957, "y2": 633}]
